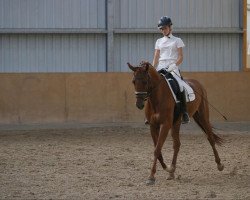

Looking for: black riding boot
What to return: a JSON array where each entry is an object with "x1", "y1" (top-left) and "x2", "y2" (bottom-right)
[{"x1": 180, "y1": 91, "x2": 190, "y2": 124}]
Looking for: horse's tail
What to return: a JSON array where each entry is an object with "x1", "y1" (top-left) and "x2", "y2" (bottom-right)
[
  {"x1": 212, "y1": 131, "x2": 224, "y2": 146},
  {"x1": 192, "y1": 84, "x2": 223, "y2": 146},
  {"x1": 193, "y1": 112, "x2": 223, "y2": 146}
]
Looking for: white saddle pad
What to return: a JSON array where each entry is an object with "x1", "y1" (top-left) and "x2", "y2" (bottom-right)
[
  {"x1": 183, "y1": 81, "x2": 195, "y2": 102},
  {"x1": 162, "y1": 75, "x2": 195, "y2": 103}
]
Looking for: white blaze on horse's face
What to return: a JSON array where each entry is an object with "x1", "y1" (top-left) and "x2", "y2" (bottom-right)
[{"x1": 128, "y1": 63, "x2": 149, "y2": 110}]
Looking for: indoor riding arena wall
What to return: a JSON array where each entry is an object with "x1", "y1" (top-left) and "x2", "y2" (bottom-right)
[{"x1": 0, "y1": 72, "x2": 249, "y2": 125}]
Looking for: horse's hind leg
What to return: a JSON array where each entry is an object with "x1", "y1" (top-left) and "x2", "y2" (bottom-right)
[
  {"x1": 166, "y1": 120, "x2": 181, "y2": 180},
  {"x1": 193, "y1": 112, "x2": 224, "y2": 171},
  {"x1": 207, "y1": 133, "x2": 224, "y2": 171}
]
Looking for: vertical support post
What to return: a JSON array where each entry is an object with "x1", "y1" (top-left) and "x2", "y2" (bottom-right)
[
  {"x1": 243, "y1": 0, "x2": 248, "y2": 70},
  {"x1": 106, "y1": 0, "x2": 114, "y2": 72}
]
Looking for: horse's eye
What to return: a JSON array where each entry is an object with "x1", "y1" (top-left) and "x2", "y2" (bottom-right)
[{"x1": 132, "y1": 79, "x2": 135, "y2": 84}]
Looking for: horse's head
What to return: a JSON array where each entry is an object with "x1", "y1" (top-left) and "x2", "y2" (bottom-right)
[{"x1": 127, "y1": 61, "x2": 152, "y2": 110}]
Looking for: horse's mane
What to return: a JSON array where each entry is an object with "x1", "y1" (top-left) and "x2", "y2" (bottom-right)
[{"x1": 139, "y1": 61, "x2": 161, "y2": 81}]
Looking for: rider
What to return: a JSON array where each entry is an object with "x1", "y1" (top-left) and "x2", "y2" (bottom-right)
[{"x1": 152, "y1": 16, "x2": 190, "y2": 124}]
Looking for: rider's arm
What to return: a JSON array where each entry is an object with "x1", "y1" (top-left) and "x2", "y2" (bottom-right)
[
  {"x1": 176, "y1": 47, "x2": 183, "y2": 66},
  {"x1": 152, "y1": 49, "x2": 160, "y2": 68}
]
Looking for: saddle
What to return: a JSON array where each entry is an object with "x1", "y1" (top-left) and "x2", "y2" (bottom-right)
[
  {"x1": 158, "y1": 69, "x2": 181, "y2": 102},
  {"x1": 159, "y1": 69, "x2": 196, "y2": 104},
  {"x1": 158, "y1": 69, "x2": 182, "y2": 123}
]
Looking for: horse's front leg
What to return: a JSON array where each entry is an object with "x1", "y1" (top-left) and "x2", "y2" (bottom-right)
[
  {"x1": 147, "y1": 123, "x2": 170, "y2": 185},
  {"x1": 166, "y1": 120, "x2": 181, "y2": 180},
  {"x1": 150, "y1": 125, "x2": 167, "y2": 168}
]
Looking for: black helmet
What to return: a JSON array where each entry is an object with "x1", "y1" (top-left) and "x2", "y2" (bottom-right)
[{"x1": 158, "y1": 16, "x2": 172, "y2": 29}]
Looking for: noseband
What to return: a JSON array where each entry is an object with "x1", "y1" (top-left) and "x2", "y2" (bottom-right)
[{"x1": 135, "y1": 91, "x2": 149, "y2": 101}]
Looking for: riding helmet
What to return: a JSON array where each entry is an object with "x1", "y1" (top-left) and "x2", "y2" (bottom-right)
[{"x1": 158, "y1": 16, "x2": 172, "y2": 29}]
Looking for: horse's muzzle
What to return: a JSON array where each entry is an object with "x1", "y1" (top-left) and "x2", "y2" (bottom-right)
[
  {"x1": 135, "y1": 92, "x2": 147, "y2": 110},
  {"x1": 136, "y1": 101, "x2": 144, "y2": 110}
]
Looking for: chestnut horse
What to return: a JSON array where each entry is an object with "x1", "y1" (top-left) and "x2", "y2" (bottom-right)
[{"x1": 127, "y1": 61, "x2": 224, "y2": 185}]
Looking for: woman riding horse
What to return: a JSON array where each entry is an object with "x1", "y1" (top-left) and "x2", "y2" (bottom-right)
[
  {"x1": 152, "y1": 16, "x2": 189, "y2": 124},
  {"x1": 128, "y1": 61, "x2": 224, "y2": 184}
]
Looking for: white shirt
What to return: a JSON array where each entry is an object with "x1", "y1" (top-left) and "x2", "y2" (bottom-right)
[{"x1": 155, "y1": 34, "x2": 185, "y2": 71}]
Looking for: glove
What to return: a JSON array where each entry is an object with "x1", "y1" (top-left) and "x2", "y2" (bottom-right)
[{"x1": 167, "y1": 63, "x2": 177, "y2": 72}]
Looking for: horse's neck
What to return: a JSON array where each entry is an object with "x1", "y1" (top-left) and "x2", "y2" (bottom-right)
[
  {"x1": 149, "y1": 68, "x2": 173, "y2": 106},
  {"x1": 148, "y1": 67, "x2": 162, "y2": 85}
]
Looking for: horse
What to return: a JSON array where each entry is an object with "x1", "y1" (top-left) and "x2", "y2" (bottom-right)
[{"x1": 127, "y1": 61, "x2": 224, "y2": 185}]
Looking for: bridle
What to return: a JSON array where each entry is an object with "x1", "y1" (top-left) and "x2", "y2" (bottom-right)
[{"x1": 133, "y1": 72, "x2": 164, "y2": 101}]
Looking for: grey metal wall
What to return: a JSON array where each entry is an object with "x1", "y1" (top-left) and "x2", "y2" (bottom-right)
[
  {"x1": 0, "y1": 0, "x2": 243, "y2": 72},
  {"x1": 114, "y1": 33, "x2": 241, "y2": 72},
  {"x1": 0, "y1": 0, "x2": 106, "y2": 29},
  {"x1": 0, "y1": 34, "x2": 106, "y2": 72},
  {"x1": 113, "y1": 0, "x2": 242, "y2": 72},
  {"x1": 0, "y1": 0, "x2": 107, "y2": 72},
  {"x1": 113, "y1": 0, "x2": 240, "y2": 28}
]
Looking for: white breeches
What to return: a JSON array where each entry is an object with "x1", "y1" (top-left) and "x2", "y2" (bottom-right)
[{"x1": 170, "y1": 69, "x2": 184, "y2": 92}]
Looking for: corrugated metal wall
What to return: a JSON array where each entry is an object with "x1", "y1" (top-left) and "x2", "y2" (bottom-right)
[
  {"x1": 0, "y1": 34, "x2": 106, "y2": 72},
  {"x1": 114, "y1": 33, "x2": 241, "y2": 72},
  {"x1": 113, "y1": 0, "x2": 240, "y2": 28},
  {"x1": 0, "y1": 0, "x2": 106, "y2": 28},
  {"x1": 0, "y1": 0, "x2": 107, "y2": 72},
  {"x1": 113, "y1": 0, "x2": 242, "y2": 72},
  {"x1": 0, "y1": 0, "x2": 243, "y2": 72}
]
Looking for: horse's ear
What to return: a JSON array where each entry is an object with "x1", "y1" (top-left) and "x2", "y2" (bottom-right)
[
  {"x1": 139, "y1": 61, "x2": 149, "y2": 71},
  {"x1": 127, "y1": 62, "x2": 135, "y2": 71},
  {"x1": 144, "y1": 62, "x2": 150, "y2": 71}
]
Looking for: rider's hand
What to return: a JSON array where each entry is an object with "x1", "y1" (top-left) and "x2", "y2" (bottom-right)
[{"x1": 167, "y1": 63, "x2": 177, "y2": 72}]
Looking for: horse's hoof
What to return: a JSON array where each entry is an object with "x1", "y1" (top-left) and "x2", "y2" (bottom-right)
[
  {"x1": 144, "y1": 119, "x2": 149, "y2": 125},
  {"x1": 167, "y1": 173, "x2": 175, "y2": 180},
  {"x1": 165, "y1": 164, "x2": 176, "y2": 173},
  {"x1": 217, "y1": 163, "x2": 224, "y2": 171},
  {"x1": 146, "y1": 177, "x2": 155, "y2": 185}
]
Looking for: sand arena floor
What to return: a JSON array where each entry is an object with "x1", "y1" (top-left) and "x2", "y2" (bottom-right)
[{"x1": 0, "y1": 122, "x2": 249, "y2": 199}]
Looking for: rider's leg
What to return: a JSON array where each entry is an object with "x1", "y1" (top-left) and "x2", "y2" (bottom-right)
[
  {"x1": 171, "y1": 70, "x2": 190, "y2": 124},
  {"x1": 179, "y1": 90, "x2": 190, "y2": 124}
]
